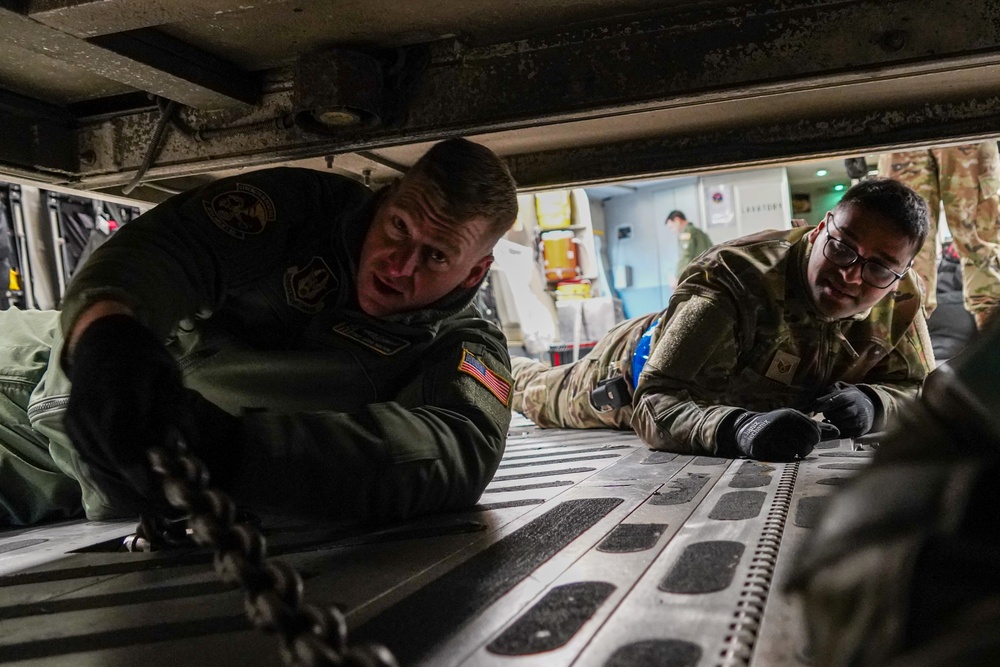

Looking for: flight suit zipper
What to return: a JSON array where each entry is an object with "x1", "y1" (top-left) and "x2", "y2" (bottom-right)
[{"x1": 26, "y1": 395, "x2": 70, "y2": 421}]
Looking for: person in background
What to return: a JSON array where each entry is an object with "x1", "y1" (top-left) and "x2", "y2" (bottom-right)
[
  {"x1": 512, "y1": 179, "x2": 934, "y2": 462},
  {"x1": 926, "y1": 240, "x2": 977, "y2": 363},
  {"x1": 879, "y1": 141, "x2": 1000, "y2": 329},
  {"x1": 0, "y1": 137, "x2": 519, "y2": 528},
  {"x1": 666, "y1": 210, "x2": 713, "y2": 288}
]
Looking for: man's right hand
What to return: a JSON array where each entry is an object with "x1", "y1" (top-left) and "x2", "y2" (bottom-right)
[
  {"x1": 724, "y1": 408, "x2": 840, "y2": 461},
  {"x1": 64, "y1": 314, "x2": 186, "y2": 502}
]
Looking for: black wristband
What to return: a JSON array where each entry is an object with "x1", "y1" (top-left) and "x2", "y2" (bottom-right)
[{"x1": 715, "y1": 410, "x2": 750, "y2": 458}]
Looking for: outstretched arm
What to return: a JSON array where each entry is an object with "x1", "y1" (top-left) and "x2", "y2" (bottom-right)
[
  {"x1": 630, "y1": 295, "x2": 746, "y2": 456},
  {"x1": 66, "y1": 314, "x2": 512, "y2": 525},
  {"x1": 631, "y1": 295, "x2": 835, "y2": 460}
]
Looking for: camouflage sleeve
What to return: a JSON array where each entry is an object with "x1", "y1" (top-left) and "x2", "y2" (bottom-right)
[
  {"x1": 857, "y1": 309, "x2": 935, "y2": 431},
  {"x1": 630, "y1": 295, "x2": 745, "y2": 456}
]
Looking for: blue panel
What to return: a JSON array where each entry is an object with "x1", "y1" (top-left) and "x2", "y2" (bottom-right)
[{"x1": 620, "y1": 286, "x2": 668, "y2": 319}]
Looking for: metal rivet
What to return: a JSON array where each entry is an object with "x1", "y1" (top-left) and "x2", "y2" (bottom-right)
[{"x1": 879, "y1": 29, "x2": 907, "y2": 53}]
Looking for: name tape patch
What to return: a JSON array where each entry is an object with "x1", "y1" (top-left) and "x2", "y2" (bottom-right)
[
  {"x1": 458, "y1": 349, "x2": 511, "y2": 406},
  {"x1": 331, "y1": 321, "x2": 410, "y2": 356}
]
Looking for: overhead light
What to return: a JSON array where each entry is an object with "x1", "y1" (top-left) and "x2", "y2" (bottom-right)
[
  {"x1": 815, "y1": 169, "x2": 828, "y2": 177},
  {"x1": 833, "y1": 184, "x2": 846, "y2": 192}
]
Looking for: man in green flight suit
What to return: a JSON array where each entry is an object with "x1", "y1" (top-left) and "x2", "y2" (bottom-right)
[
  {"x1": 0, "y1": 138, "x2": 519, "y2": 527},
  {"x1": 666, "y1": 210, "x2": 713, "y2": 288},
  {"x1": 513, "y1": 179, "x2": 934, "y2": 461}
]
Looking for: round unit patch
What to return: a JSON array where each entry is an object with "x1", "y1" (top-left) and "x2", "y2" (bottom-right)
[{"x1": 203, "y1": 183, "x2": 276, "y2": 239}]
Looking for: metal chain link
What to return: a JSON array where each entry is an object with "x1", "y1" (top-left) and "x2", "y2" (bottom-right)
[{"x1": 142, "y1": 437, "x2": 399, "y2": 667}]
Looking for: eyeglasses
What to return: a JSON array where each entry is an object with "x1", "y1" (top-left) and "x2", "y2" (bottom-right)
[{"x1": 821, "y1": 213, "x2": 910, "y2": 289}]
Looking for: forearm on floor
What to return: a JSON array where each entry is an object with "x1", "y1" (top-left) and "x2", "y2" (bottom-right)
[{"x1": 631, "y1": 390, "x2": 742, "y2": 456}]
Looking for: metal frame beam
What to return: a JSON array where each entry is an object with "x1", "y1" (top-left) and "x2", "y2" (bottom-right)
[
  {"x1": 88, "y1": 29, "x2": 261, "y2": 106},
  {"x1": 0, "y1": 6, "x2": 259, "y2": 109},
  {"x1": 506, "y1": 96, "x2": 1000, "y2": 190},
  {"x1": 0, "y1": 89, "x2": 77, "y2": 176},
  {"x1": 50, "y1": 0, "x2": 1000, "y2": 186},
  {"x1": 27, "y1": 0, "x2": 294, "y2": 38}
]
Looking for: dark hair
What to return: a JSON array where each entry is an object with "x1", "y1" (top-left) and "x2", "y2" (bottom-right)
[
  {"x1": 405, "y1": 138, "x2": 518, "y2": 242},
  {"x1": 834, "y1": 178, "x2": 929, "y2": 250},
  {"x1": 666, "y1": 210, "x2": 687, "y2": 222}
]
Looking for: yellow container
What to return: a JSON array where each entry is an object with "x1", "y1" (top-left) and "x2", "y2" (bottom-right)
[
  {"x1": 535, "y1": 191, "x2": 572, "y2": 230},
  {"x1": 555, "y1": 279, "x2": 591, "y2": 300},
  {"x1": 541, "y1": 230, "x2": 580, "y2": 282}
]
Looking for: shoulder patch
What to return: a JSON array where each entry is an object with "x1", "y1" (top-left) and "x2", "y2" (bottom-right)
[
  {"x1": 332, "y1": 321, "x2": 410, "y2": 355},
  {"x1": 203, "y1": 183, "x2": 276, "y2": 239},
  {"x1": 284, "y1": 257, "x2": 337, "y2": 313},
  {"x1": 458, "y1": 349, "x2": 511, "y2": 406}
]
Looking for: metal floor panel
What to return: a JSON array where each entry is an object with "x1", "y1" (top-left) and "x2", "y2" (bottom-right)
[{"x1": 0, "y1": 417, "x2": 869, "y2": 666}]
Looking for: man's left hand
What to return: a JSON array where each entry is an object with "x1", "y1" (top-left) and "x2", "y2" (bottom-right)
[{"x1": 813, "y1": 382, "x2": 876, "y2": 438}]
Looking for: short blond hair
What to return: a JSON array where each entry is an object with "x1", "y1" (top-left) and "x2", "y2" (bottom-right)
[{"x1": 406, "y1": 138, "x2": 518, "y2": 241}]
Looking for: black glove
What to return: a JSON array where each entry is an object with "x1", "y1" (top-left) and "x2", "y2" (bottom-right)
[
  {"x1": 64, "y1": 315, "x2": 239, "y2": 509},
  {"x1": 812, "y1": 382, "x2": 876, "y2": 438},
  {"x1": 721, "y1": 408, "x2": 840, "y2": 461}
]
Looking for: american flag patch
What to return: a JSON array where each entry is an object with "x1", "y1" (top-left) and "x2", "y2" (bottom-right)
[{"x1": 458, "y1": 349, "x2": 511, "y2": 406}]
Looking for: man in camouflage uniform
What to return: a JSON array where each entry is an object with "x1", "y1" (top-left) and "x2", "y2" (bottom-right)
[
  {"x1": 512, "y1": 179, "x2": 934, "y2": 461},
  {"x1": 878, "y1": 141, "x2": 1000, "y2": 329}
]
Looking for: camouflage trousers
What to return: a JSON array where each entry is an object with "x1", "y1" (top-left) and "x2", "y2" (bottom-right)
[
  {"x1": 510, "y1": 315, "x2": 654, "y2": 430},
  {"x1": 878, "y1": 142, "x2": 1000, "y2": 325}
]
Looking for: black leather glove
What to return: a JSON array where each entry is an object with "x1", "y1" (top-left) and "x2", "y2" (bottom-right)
[
  {"x1": 64, "y1": 315, "x2": 239, "y2": 508},
  {"x1": 813, "y1": 382, "x2": 876, "y2": 438},
  {"x1": 720, "y1": 408, "x2": 840, "y2": 461}
]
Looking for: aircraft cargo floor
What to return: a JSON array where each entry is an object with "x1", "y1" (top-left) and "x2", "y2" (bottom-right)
[{"x1": 0, "y1": 414, "x2": 871, "y2": 666}]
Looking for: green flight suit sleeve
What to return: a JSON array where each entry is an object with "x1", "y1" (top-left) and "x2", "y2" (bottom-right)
[
  {"x1": 228, "y1": 322, "x2": 512, "y2": 524},
  {"x1": 630, "y1": 295, "x2": 745, "y2": 456},
  {"x1": 676, "y1": 226, "x2": 714, "y2": 278},
  {"x1": 60, "y1": 168, "x2": 370, "y2": 340},
  {"x1": 692, "y1": 226, "x2": 713, "y2": 259}
]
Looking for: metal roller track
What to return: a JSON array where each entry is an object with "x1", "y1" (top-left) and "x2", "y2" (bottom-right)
[{"x1": 0, "y1": 415, "x2": 870, "y2": 666}]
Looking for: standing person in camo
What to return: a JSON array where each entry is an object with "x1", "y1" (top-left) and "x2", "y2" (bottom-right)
[
  {"x1": 878, "y1": 141, "x2": 1000, "y2": 329},
  {"x1": 0, "y1": 138, "x2": 520, "y2": 528}
]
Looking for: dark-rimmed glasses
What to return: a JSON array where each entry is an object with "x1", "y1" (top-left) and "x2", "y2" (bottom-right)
[{"x1": 821, "y1": 213, "x2": 910, "y2": 289}]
